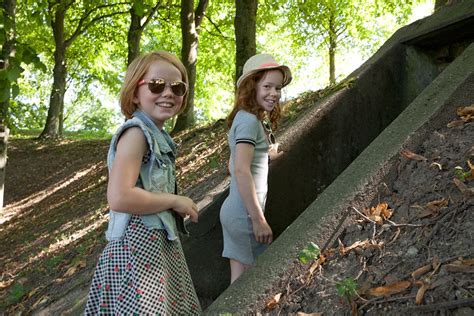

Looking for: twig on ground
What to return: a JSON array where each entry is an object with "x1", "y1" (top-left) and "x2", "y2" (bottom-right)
[
  {"x1": 358, "y1": 294, "x2": 417, "y2": 311},
  {"x1": 385, "y1": 219, "x2": 424, "y2": 227},
  {"x1": 404, "y1": 297, "x2": 474, "y2": 312},
  {"x1": 349, "y1": 206, "x2": 377, "y2": 240}
]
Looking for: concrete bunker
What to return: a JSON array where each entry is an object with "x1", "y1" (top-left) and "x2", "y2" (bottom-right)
[{"x1": 179, "y1": 3, "x2": 474, "y2": 310}]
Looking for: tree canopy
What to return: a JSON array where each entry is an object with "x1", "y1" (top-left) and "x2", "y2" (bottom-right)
[{"x1": 5, "y1": 0, "x2": 431, "y2": 136}]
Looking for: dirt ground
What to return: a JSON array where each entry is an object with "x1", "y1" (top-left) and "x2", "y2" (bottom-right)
[
  {"x1": 1, "y1": 93, "x2": 472, "y2": 314},
  {"x1": 259, "y1": 105, "x2": 474, "y2": 315}
]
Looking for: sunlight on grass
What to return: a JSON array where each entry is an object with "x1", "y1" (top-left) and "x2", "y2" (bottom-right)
[
  {"x1": 1, "y1": 162, "x2": 106, "y2": 225},
  {"x1": 35, "y1": 205, "x2": 108, "y2": 257},
  {"x1": 2, "y1": 206, "x2": 109, "y2": 285}
]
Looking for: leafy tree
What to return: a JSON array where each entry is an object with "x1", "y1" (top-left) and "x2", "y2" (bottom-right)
[
  {"x1": 287, "y1": 0, "x2": 422, "y2": 85},
  {"x1": 0, "y1": 0, "x2": 16, "y2": 210},
  {"x1": 1, "y1": 0, "x2": 45, "y2": 209},
  {"x1": 37, "y1": 0, "x2": 129, "y2": 139},
  {"x1": 192, "y1": 0, "x2": 235, "y2": 121},
  {"x1": 172, "y1": 0, "x2": 209, "y2": 134}
]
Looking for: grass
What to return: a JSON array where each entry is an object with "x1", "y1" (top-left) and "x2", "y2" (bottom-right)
[{"x1": 9, "y1": 129, "x2": 112, "y2": 140}]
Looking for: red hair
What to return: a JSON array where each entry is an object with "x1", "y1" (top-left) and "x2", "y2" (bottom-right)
[{"x1": 227, "y1": 70, "x2": 282, "y2": 130}]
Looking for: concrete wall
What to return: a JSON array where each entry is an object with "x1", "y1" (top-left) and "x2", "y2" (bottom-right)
[
  {"x1": 183, "y1": 1, "x2": 473, "y2": 310},
  {"x1": 204, "y1": 1, "x2": 474, "y2": 313}
]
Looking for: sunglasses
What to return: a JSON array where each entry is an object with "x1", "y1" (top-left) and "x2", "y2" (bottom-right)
[
  {"x1": 262, "y1": 121, "x2": 276, "y2": 144},
  {"x1": 137, "y1": 78, "x2": 187, "y2": 97}
]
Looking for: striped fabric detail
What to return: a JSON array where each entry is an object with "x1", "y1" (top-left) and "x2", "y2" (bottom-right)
[{"x1": 236, "y1": 138, "x2": 256, "y2": 146}]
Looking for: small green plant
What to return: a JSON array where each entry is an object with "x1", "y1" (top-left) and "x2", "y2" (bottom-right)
[
  {"x1": 336, "y1": 278, "x2": 357, "y2": 300},
  {"x1": 45, "y1": 254, "x2": 65, "y2": 270},
  {"x1": 298, "y1": 242, "x2": 320, "y2": 264},
  {"x1": 454, "y1": 166, "x2": 471, "y2": 182},
  {"x1": 7, "y1": 283, "x2": 25, "y2": 305}
]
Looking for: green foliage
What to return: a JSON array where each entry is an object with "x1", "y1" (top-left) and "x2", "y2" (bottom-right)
[
  {"x1": 454, "y1": 166, "x2": 471, "y2": 182},
  {"x1": 6, "y1": 283, "x2": 26, "y2": 306},
  {"x1": 45, "y1": 253, "x2": 65, "y2": 270},
  {"x1": 80, "y1": 105, "x2": 117, "y2": 133},
  {"x1": 336, "y1": 277, "x2": 358, "y2": 300},
  {"x1": 7, "y1": 0, "x2": 429, "y2": 134},
  {"x1": 298, "y1": 242, "x2": 320, "y2": 264}
]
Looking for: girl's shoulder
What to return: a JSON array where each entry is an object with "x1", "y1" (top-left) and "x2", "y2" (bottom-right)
[{"x1": 234, "y1": 110, "x2": 259, "y2": 125}]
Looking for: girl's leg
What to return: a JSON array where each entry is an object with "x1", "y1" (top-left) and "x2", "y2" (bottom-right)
[{"x1": 230, "y1": 259, "x2": 250, "y2": 283}]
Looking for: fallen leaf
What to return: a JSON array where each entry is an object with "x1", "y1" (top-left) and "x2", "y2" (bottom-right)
[
  {"x1": 467, "y1": 160, "x2": 474, "y2": 180},
  {"x1": 63, "y1": 266, "x2": 77, "y2": 278},
  {"x1": 309, "y1": 255, "x2": 326, "y2": 275},
  {"x1": 429, "y1": 162, "x2": 443, "y2": 170},
  {"x1": 453, "y1": 178, "x2": 474, "y2": 196},
  {"x1": 447, "y1": 119, "x2": 465, "y2": 128},
  {"x1": 400, "y1": 149, "x2": 428, "y2": 161},
  {"x1": 0, "y1": 279, "x2": 14, "y2": 289},
  {"x1": 411, "y1": 264, "x2": 432, "y2": 279},
  {"x1": 266, "y1": 293, "x2": 282, "y2": 310},
  {"x1": 338, "y1": 239, "x2": 369, "y2": 256},
  {"x1": 457, "y1": 104, "x2": 474, "y2": 117},
  {"x1": 445, "y1": 264, "x2": 474, "y2": 273},
  {"x1": 468, "y1": 146, "x2": 474, "y2": 157},
  {"x1": 364, "y1": 203, "x2": 393, "y2": 224},
  {"x1": 27, "y1": 286, "x2": 42, "y2": 298},
  {"x1": 425, "y1": 198, "x2": 448, "y2": 211},
  {"x1": 366, "y1": 280, "x2": 411, "y2": 297},
  {"x1": 297, "y1": 312, "x2": 322, "y2": 316},
  {"x1": 415, "y1": 280, "x2": 430, "y2": 304},
  {"x1": 416, "y1": 198, "x2": 449, "y2": 218},
  {"x1": 444, "y1": 259, "x2": 474, "y2": 273},
  {"x1": 457, "y1": 258, "x2": 474, "y2": 265},
  {"x1": 63, "y1": 259, "x2": 87, "y2": 278}
]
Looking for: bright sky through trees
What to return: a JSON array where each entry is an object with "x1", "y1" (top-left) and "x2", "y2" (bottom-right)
[{"x1": 283, "y1": 0, "x2": 433, "y2": 100}]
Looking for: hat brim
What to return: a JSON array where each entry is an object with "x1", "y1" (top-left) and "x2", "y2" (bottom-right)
[{"x1": 237, "y1": 65, "x2": 292, "y2": 88}]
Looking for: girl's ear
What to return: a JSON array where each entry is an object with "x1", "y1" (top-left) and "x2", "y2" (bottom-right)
[{"x1": 133, "y1": 92, "x2": 139, "y2": 105}]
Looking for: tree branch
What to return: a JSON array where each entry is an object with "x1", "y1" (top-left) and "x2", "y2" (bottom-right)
[
  {"x1": 66, "y1": 2, "x2": 129, "y2": 45},
  {"x1": 203, "y1": 14, "x2": 233, "y2": 40},
  {"x1": 195, "y1": 0, "x2": 209, "y2": 30},
  {"x1": 142, "y1": 0, "x2": 163, "y2": 30}
]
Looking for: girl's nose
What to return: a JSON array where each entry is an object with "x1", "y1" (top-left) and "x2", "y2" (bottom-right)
[{"x1": 161, "y1": 85, "x2": 174, "y2": 97}]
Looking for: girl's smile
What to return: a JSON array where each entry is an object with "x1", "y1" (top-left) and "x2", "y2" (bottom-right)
[
  {"x1": 134, "y1": 60, "x2": 184, "y2": 129},
  {"x1": 256, "y1": 70, "x2": 284, "y2": 112}
]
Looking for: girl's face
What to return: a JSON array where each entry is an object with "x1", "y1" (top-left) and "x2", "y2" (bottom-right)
[
  {"x1": 134, "y1": 60, "x2": 184, "y2": 129},
  {"x1": 255, "y1": 69, "x2": 284, "y2": 112}
]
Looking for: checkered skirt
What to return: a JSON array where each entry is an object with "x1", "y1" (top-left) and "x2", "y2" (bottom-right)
[{"x1": 84, "y1": 216, "x2": 201, "y2": 315}]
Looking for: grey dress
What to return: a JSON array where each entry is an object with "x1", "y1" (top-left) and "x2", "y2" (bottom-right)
[{"x1": 220, "y1": 110, "x2": 270, "y2": 265}]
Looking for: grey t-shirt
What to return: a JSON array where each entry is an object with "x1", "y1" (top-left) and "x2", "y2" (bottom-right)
[{"x1": 219, "y1": 110, "x2": 270, "y2": 264}]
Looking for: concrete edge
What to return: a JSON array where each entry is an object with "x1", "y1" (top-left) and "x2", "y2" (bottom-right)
[{"x1": 204, "y1": 43, "x2": 474, "y2": 315}]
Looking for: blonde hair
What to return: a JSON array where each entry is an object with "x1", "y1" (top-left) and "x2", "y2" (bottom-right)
[
  {"x1": 227, "y1": 70, "x2": 282, "y2": 130},
  {"x1": 119, "y1": 51, "x2": 189, "y2": 119}
]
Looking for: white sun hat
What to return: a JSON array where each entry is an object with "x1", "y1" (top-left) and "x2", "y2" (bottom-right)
[{"x1": 236, "y1": 53, "x2": 292, "y2": 88}]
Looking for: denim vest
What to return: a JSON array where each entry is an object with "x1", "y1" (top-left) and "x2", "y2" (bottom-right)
[{"x1": 105, "y1": 110, "x2": 187, "y2": 241}]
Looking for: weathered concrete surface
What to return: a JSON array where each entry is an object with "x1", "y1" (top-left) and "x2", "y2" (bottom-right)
[{"x1": 205, "y1": 2, "x2": 474, "y2": 314}]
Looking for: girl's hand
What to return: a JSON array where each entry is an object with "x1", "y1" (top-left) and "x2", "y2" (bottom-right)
[
  {"x1": 172, "y1": 196, "x2": 199, "y2": 223},
  {"x1": 251, "y1": 217, "x2": 273, "y2": 244},
  {"x1": 268, "y1": 142, "x2": 283, "y2": 160}
]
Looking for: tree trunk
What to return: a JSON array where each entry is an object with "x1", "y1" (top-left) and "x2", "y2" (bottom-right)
[
  {"x1": 127, "y1": 4, "x2": 143, "y2": 66},
  {"x1": 234, "y1": 0, "x2": 257, "y2": 86},
  {"x1": 0, "y1": 0, "x2": 16, "y2": 210},
  {"x1": 328, "y1": 12, "x2": 337, "y2": 85},
  {"x1": 172, "y1": 0, "x2": 208, "y2": 134},
  {"x1": 40, "y1": 6, "x2": 67, "y2": 139}
]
